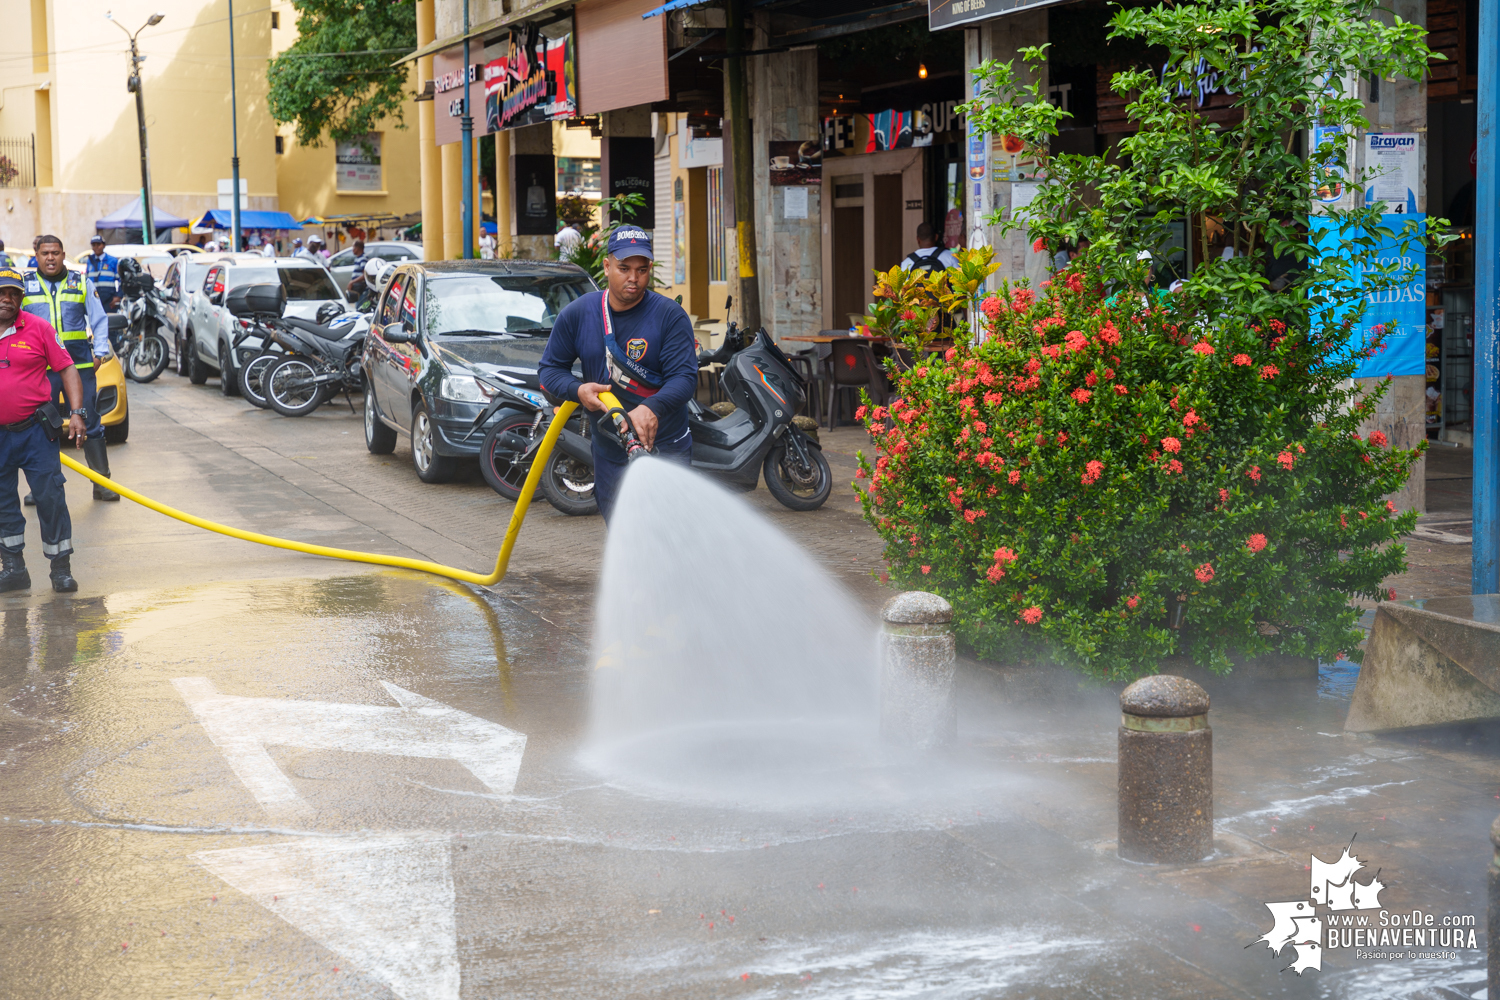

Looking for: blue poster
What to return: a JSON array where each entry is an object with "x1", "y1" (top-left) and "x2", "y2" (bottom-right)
[{"x1": 1309, "y1": 214, "x2": 1426, "y2": 379}]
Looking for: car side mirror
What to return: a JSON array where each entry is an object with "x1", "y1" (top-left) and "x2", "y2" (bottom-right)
[
  {"x1": 383, "y1": 326, "x2": 412, "y2": 344},
  {"x1": 209, "y1": 291, "x2": 223, "y2": 306}
]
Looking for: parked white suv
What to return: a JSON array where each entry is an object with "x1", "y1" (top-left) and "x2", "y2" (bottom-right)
[
  {"x1": 327, "y1": 241, "x2": 424, "y2": 294},
  {"x1": 183, "y1": 259, "x2": 349, "y2": 395}
]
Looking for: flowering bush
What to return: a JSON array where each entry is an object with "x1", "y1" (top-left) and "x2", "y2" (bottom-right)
[{"x1": 854, "y1": 265, "x2": 1422, "y2": 680}]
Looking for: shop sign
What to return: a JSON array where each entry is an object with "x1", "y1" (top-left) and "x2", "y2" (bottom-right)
[
  {"x1": 929, "y1": 0, "x2": 1073, "y2": 31},
  {"x1": 1310, "y1": 214, "x2": 1426, "y2": 379},
  {"x1": 335, "y1": 135, "x2": 382, "y2": 192},
  {"x1": 433, "y1": 48, "x2": 488, "y2": 145},
  {"x1": 1364, "y1": 133, "x2": 1419, "y2": 214},
  {"x1": 485, "y1": 22, "x2": 578, "y2": 131}
]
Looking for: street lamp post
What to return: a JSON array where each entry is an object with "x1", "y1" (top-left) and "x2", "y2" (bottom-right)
[
  {"x1": 107, "y1": 11, "x2": 165, "y2": 246},
  {"x1": 460, "y1": 0, "x2": 474, "y2": 260},
  {"x1": 228, "y1": 0, "x2": 242, "y2": 252}
]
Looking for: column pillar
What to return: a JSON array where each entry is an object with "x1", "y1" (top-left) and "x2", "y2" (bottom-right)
[
  {"x1": 442, "y1": 141, "x2": 462, "y2": 261},
  {"x1": 495, "y1": 129, "x2": 512, "y2": 257},
  {"x1": 602, "y1": 106, "x2": 655, "y2": 231},
  {"x1": 416, "y1": 0, "x2": 443, "y2": 261}
]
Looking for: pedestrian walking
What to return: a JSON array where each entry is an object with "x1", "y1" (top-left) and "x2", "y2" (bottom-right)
[
  {"x1": 479, "y1": 231, "x2": 497, "y2": 260},
  {"x1": 347, "y1": 239, "x2": 370, "y2": 307},
  {"x1": 899, "y1": 223, "x2": 959, "y2": 274},
  {"x1": 84, "y1": 236, "x2": 122, "y2": 312},
  {"x1": 554, "y1": 220, "x2": 583, "y2": 257},
  {"x1": 23, "y1": 235, "x2": 119, "y2": 502},
  {"x1": 0, "y1": 266, "x2": 87, "y2": 592}
]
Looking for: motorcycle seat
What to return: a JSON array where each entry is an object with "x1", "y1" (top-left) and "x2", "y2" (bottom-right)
[{"x1": 282, "y1": 316, "x2": 349, "y2": 340}]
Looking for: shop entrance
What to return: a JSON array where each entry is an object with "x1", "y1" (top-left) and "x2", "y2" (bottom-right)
[{"x1": 820, "y1": 147, "x2": 924, "y2": 329}]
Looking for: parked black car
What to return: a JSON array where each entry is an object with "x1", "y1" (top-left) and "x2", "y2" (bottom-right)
[{"x1": 362, "y1": 259, "x2": 592, "y2": 483}]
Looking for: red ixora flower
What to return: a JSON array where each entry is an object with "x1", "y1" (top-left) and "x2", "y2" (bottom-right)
[
  {"x1": 1182, "y1": 409, "x2": 1200, "y2": 427},
  {"x1": 1277, "y1": 451, "x2": 1295, "y2": 470},
  {"x1": 1008, "y1": 470, "x2": 1021, "y2": 485},
  {"x1": 1246, "y1": 465, "x2": 1262, "y2": 482},
  {"x1": 1126, "y1": 595, "x2": 1140, "y2": 609},
  {"x1": 1260, "y1": 364, "x2": 1280, "y2": 380},
  {"x1": 855, "y1": 405, "x2": 868, "y2": 421},
  {"x1": 1194, "y1": 563, "x2": 1215, "y2": 583},
  {"x1": 900, "y1": 310, "x2": 917, "y2": 321},
  {"x1": 1081, "y1": 460, "x2": 1104, "y2": 485},
  {"x1": 1010, "y1": 288, "x2": 1035, "y2": 311},
  {"x1": 1166, "y1": 458, "x2": 1184, "y2": 474},
  {"x1": 1368, "y1": 430, "x2": 1389, "y2": 447},
  {"x1": 1232, "y1": 354, "x2": 1253, "y2": 366},
  {"x1": 1161, "y1": 436, "x2": 1182, "y2": 454},
  {"x1": 1246, "y1": 533, "x2": 1268, "y2": 552},
  {"x1": 1032, "y1": 237, "x2": 1047, "y2": 253},
  {"x1": 1388, "y1": 587, "x2": 1398, "y2": 600},
  {"x1": 921, "y1": 565, "x2": 931, "y2": 574},
  {"x1": 1041, "y1": 344, "x2": 1061, "y2": 359},
  {"x1": 1097, "y1": 321, "x2": 1121, "y2": 346},
  {"x1": 1191, "y1": 340, "x2": 1215, "y2": 355},
  {"x1": 1064, "y1": 329, "x2": 1089, "y2": 353},
  {"x1": 1070, "y1": 387, "x2": 1092, "y2": 404},
  {"x1": 1113, "y1": 384, "x2": 1129, "y2": 395},
  {"x1": 1021, "y1": 605, "x2": 1043, "y2": 624},
  {"x1": 980, "y1": 296, "x2": 1002, "y2": 318}
]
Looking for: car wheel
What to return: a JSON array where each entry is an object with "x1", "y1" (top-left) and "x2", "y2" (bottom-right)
[
  {"x1": 175, "y1": 334, "x2": 192, "y2": 377},
  {"x1": 186, "y1": 331, "x2": 210, "y2": 385},
  {"x1": 218, "y1": 341, "x2": 240, "y2": 396},
  {"x1": 410, "y1": 403, "x2": 456, "y2": 483},
  {"x1": 103, "y1": 412, "x2": 129, "y2": 445},
  {"x1": 364, "y1": 383, "x2": 397, "y2": 454}
]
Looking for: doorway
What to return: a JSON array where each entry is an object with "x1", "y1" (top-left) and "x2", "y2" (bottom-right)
[{"x1": 832, "y1": 176, "x2": 866, "y2": 327}]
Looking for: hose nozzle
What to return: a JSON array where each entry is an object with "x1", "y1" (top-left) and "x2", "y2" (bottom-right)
[{"x1": 597, "y1": 391, "x2": 650, "y2": 461}]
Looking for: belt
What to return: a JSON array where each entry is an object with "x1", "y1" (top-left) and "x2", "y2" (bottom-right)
[{"x1": 0, "y1": 416, "x2": 35, "y2": 433}]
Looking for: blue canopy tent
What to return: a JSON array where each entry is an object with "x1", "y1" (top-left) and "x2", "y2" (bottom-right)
[
  {"x1": 193, "y1": 209, "x2": 305, "y2": 231},
  {"x1": 95, "y1": 196, "x2": 190, "y2": 231}
]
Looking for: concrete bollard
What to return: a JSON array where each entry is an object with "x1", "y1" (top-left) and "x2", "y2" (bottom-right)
[
  {"x1": 1488, "y1": 815, "x2": 1500, "y2": 999},
  {"x1": 879, "y1": 592, "x2": 956, "y2": 749},
  {"x1": 1118, "y1": 674, "x2": 1213, "y2": 863}
]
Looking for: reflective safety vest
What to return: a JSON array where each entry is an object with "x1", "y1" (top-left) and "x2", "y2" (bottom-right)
[
  {"x1": 85, "y1": 252, "x2": 119, "y2": 294},
  {"x1": 22, "y1": 271, "x2": 94, "y2": 370}
]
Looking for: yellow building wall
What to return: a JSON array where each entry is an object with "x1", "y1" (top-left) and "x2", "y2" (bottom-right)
[{"x1": 0, "y1": 0, "x2": 280, "y2": 252}]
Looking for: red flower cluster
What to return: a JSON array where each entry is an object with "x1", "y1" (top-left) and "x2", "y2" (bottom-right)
[
  {"x1": 1182, "y1": 409, "x2": 1200, "y2": 427},
  {"x1": 1277, "y1": 450, "x2": 1295, "y2": 470},
  {"x1": 1161, "y1": 436, "x2": 1182, "y2": 454},
  {"x1": 987, "y1": 546, "x2": 1018, "y2": 582},
  {"x1": 1166, "y1": 458, "x2": 1184, "y2": 474},
  {"x1": 1191, "y1": 340, "x2": 1214, "y2": 355},
  {"x1": 1065, "y1": 273, "x2": 1084, "y2": 294},
  {"x1": 1064, "y1": 329, "x2": 1089, "y2": 353},
  {"x1": 1041, "y1": 344, "x2": 1061, "y2": 359},
  {"x1": 1081, "y1": 459, "x2": 1104, "y2": 485},
  {"x1": 1367, "y1": 430, "x2": 1389, "y2": 447},
  {"x1": 1010, "y1": 288, "x2": 1035, "y2": 311},
  {"x1": 1020, "y1": 605, "x2": 1043, "y2": 624},
  {"x1": 1007, "y1": 470, "x2": 1021, "y2": 484},
  {"x1": 1246, "y1": 533, "x2": 1268, "y2": 552},
  {"x1": 1194, "y1": 563, "x2": 1215, "y2": 583},
  {"x1": 1113, "y1": 384, "x2": 1129, "y2": 395},
  {"x1": 1260, "y1": 364, "x2": 1280, "y2": 380},
  {"x1": 981, "y1": 296, "x2": 1002, "y2": 318},
  {"x1": 1032, "y1": 237, "x2": 1047, "y2": 253},
  {"x1": 1126, "y1": 595, "x2": 1140, "y2": 609},
  {"x1": 1232, "y1": 354, "x2": 1253, "y2": 366},
  {"x1": 1097, "y1": 321, "x2": 1121, "y2": 346},
  {"x1": 1246, "y1": 465, "x2": 1261, "y2": 481},
  {"x1": 1070, "y1": 387, "x2": 1092, "y2": 404},
  {"x1": 1085, "y1": 371, "x2": 1098, "y2": 387}
]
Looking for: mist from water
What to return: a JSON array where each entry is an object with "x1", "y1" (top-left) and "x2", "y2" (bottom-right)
[{"x1": 581, "y1": 459, "x2": 883, "y2": 808}]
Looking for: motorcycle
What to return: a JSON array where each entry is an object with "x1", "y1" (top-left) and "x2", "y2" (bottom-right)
[
  {"x1": 490, "y1": 322, "x2": 830, "y2": 515},
  {"x1": 225, "y1": 284, "x2": 369, "y2": 417},
  {"x1": 114, "y1": 259, "x2": 171, "y2": 383}
]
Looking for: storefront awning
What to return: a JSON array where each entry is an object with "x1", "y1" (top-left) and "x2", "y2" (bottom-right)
[
  {"x1": 641, "y1": 0, "x2": 711, "y2": 17},
  {"x1": 393, "y1": 0, "x2": 573, "y2": 66},
  {"x1": 193, "y1": 210, "x2": 306, "y2": 231}
]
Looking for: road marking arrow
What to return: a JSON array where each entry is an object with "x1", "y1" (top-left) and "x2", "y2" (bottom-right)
[
  {"x1": 172, "y1": 677, "x2": 526, "y2": 817},
  {"x1": 196, "y1": 835, "x2": 459, "y2": 1000}
]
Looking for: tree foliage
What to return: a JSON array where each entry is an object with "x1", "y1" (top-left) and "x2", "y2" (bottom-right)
[{"x1": 267, "y1": 0, "x2": 417, "y2": 148}]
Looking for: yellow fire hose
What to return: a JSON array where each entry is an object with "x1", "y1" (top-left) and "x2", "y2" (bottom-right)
[{"x1": 54, "y1": 396, "x2": 613, "y2": 587}]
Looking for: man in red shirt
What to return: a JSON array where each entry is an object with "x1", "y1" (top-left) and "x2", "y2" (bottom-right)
[{"x1": 0, "y1": 267, "x2": 86, "y2": 592}]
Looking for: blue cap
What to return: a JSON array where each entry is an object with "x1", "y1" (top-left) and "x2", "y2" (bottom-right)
[
  {"x1": 0, "y1": 268, "x2": 22, "y2": 292},
  {"x1": 607, "y1": 227, "x2": 654, "y2": 262}
]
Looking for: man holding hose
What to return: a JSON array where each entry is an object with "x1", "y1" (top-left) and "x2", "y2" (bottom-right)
[{"x1": 538, "y1": 229, "x2": 699, "y2": 521}]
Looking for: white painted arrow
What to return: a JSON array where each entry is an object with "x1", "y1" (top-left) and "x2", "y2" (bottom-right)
[
  {"x1": 172, "y1": 677, "x2": 526, "y2": 817},
  {"x1": 196, "y1": 835, "x2": 459, "y2": 1000}
]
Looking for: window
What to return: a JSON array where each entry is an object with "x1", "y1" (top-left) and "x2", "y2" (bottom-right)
[
  {"x1": 203, "y1": 267, "x2": 223, "y2": 296},
  {"x1": 271, "y1": 10, "x2": 280, "y2": 29},
  {"x1": 556, "y1": 157, "x2": 601, "y2": 196},
  {"x1": 275, "y1": 135, "x2": 285, "y2": 155},
  {"x1": 371, "y1": 245, "x2": 416, "y2": 261},
  {"x1": 335, "y1": 134, "x2": 382, "y2": 192},
  {"x1": 422, "y1": 274, "x2": 590, "y2": 338},
  {"x1": 227, "y1": 266, "x2": 342, "y2": 301},
  {"x1": 379, "y1": 275, "x2": 408, "y2": 327},
  {"x1": 328, "y1": 249, "x2": 355, "y2": 267}
]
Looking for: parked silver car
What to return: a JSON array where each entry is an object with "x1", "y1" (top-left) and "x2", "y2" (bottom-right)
[
  {"x1": 327, "y1": 241, "x2": 424, "y2": 293},
  {"x1": 183, "y1": 259, "x2": 350, "y2": 395},
  {"x1": 158, "y1": 252, "x2": 265, "y2": 373}
]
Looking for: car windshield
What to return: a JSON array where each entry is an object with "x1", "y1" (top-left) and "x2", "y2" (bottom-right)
[
  {"x1": 422, "y1": 273, "x2": 589, "y2": 337},
  {"x1": 228, "y1": 267, "x2": 342, "y2": 301}
]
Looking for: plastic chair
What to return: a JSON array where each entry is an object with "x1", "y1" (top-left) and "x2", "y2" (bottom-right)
[
  {"x1": 788, "y1": 349, "x2": 827, "y2": 423},
  {"x1": 825, "y1": 339, "x2": 890, "y2": 429}
]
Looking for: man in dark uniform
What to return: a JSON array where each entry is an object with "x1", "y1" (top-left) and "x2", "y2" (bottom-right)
[
  {"x1": 84, "y1": 236, "x2": 122, "y2": 312},
  {"x1": 537, "y1": 229, "x2": 699, "y2": 521},
  {"x1": 0, "y1": 267, "x2": 87, "y2": 592}
]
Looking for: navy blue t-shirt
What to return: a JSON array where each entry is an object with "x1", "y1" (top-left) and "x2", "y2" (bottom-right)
[{"x1": 538, "y1": 290, "x2": 700, "y2": 452}]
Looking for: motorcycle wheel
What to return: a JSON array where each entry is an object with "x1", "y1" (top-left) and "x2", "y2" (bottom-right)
[
  {"x1": 265, "y1": 355, "x2": 328, "y2": 417},
  {"x1": 539, "y1": 449, "x2": 599, "y2": 516},
  {"x1": 126, "y1": 332, "x2": 170, "y2": 383},
  {"x1": 763, "y1": 436, "x2": 832, "y2": 511},
  {"x1": 238, "y1": 351, "x2": 281, "y2": 409},
  {"x1": 479, "y1": 414, "x2": 540, "y2": 501}
]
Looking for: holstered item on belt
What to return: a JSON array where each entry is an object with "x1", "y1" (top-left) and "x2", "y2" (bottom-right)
[{"x1": 33, "y1": 401, "x2": 64, "y2": 442}]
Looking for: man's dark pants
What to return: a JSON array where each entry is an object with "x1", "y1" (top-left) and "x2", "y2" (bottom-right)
[
  {"x1": 593, "y1": 430, "x2": 692, "y2": 522},
  {"x1": 48, "y1": 369, "x2": 103, "y2": 439},
  {"x1": 0, "y1": 421, "x2": 73, "y2": 558}
]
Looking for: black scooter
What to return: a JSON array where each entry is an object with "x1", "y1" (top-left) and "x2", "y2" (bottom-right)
[{"x1": 518, "y1": 324, "x2": 831, "y2": 515}]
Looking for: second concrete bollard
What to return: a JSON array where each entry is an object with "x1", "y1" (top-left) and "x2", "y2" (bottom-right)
[
  {"x1": 880, "y1": 591, "x2": 956, "y2": 749},
  {"x1": 1118, "y1": 674, "x2": 1213, "y2": 863}
]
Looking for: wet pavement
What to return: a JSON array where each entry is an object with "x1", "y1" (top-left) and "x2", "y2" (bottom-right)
[{"x1": 1, "y1": 378, "x2": 1496, "y2": 998}]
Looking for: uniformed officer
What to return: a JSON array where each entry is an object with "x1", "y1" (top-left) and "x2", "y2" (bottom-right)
[
  {"x1": 0, "y1": 267, "x2": 86, "y2": 593},
  {"x1": 83, "y1": 236, "x2": 121, "y2": 312},
  {"x1": 23, "y1": 235, "x2": 119, "y2": 502}
]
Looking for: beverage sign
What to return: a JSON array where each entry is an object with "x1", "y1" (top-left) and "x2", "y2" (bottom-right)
[
  {"x1": 485, "y1": 22, "x2": 578, "y2": 132},
  {"x1": 930, "y1": 0, "x2": 1073, "y2": 31}
]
